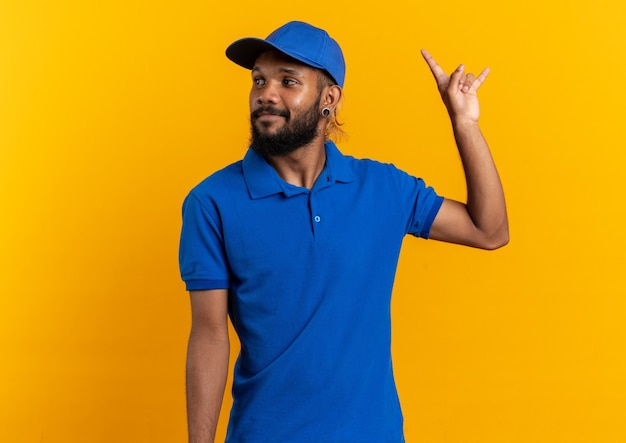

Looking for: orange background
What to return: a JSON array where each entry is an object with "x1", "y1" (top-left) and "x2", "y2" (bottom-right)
[{"x1": 2, "y1": 1, "x2": 625, "y2": 442}]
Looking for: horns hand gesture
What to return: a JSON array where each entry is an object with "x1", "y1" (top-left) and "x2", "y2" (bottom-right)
[{"x1": 421, "y1": 49, "x2": 489, "y2": 124}]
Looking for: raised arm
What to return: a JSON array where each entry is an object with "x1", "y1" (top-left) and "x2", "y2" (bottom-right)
[
  {"x1": 186, "y1": 289, "x2": 230, "y2": 443},
  {"x1": 421, "y1": 49, "x2": 509, "y2": 250}
]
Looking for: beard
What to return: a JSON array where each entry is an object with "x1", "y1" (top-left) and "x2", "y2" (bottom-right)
[{"x1": 250, "y1": 98, "x2": 321, "y2": 158}]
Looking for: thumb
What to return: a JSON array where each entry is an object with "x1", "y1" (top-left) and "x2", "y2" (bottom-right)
[{"x1": 448, "y1": 64, "x2": 465, "y2": 93}]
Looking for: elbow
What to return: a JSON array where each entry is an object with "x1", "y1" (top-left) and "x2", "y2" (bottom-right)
[
  {"x1": 480, "y1": 226, "x2": 509, "y2": 250},
  {"x1": 483, "y1": 234, "x2": 509, "y2": 250}
]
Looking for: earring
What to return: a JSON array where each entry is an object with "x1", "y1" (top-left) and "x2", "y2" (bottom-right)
[{"x1": 321, "y1": 107, "x2": 331, "y2": 118}]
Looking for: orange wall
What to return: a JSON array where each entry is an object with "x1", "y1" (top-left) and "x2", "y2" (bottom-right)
[{"x1": 2, "y1": 1, "x2": 625, "y2": 442}]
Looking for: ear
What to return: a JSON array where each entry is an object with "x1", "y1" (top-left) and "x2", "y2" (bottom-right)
[{"x1": 322, "y1": 85, "x2": 343, "y2": 111}]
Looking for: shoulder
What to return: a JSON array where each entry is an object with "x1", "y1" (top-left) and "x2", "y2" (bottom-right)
[
  {"x1": 327, "y1": 141, "x2": 409, "y2": 184},
  {"x1": 347, "y1": 155, "x2": 417, "y2": 185},
  {"x1": 181, "y1": 161, "x2": 249, "y2": 220},
  {"x1": 187, "y1": 160, "x2": 246, "y2": 201},
  {"x1": 343, "y1": 154, "x2": 439, "y2": 210}
]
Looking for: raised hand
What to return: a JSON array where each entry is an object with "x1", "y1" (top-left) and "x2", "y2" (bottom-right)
[{"x1": 421, "y1": 49, "x2": 489, "y2": 124}]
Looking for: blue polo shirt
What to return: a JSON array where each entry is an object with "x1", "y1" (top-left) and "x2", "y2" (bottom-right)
[{"x1": 179, "y1": 141, "x2": 443, "y2": 443}]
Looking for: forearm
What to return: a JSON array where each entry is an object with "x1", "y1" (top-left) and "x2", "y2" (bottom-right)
[
  {"x1": 452, "y1": 119, "x2": 508, "y2": 246},
  {"x1": 186, "y1": 329, "x2": 230, "y2": 443}
]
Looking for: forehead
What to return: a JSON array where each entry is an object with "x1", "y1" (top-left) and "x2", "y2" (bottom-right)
[{"x1": 252, "y1": 50, "x2": 318, "y2": 77}]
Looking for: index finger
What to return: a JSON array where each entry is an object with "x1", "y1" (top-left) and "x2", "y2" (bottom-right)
[{"x1": 420, "y1": 49, "x2": 448, "y2": 84}]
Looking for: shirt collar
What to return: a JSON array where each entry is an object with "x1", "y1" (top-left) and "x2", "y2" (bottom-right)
[{"x1": 242, "y1": 141, "x2": 356, "y2": 199}]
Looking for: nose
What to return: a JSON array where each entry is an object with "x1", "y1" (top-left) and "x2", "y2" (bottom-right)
[{"x1": 254, "y1": 81, "x2": 280, "y2": 106}]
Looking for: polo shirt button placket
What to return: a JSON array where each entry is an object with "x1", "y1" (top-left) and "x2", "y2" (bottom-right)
[{"x1": 309, "y1": 191, "x2": 324, "y2": 239}]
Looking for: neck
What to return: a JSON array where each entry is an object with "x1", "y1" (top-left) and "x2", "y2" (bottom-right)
[{"x1": 265, "y1": 138, "x2": 327, "y2": 189}]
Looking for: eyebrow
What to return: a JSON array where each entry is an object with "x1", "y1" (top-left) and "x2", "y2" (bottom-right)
[{"x1": 251, "y1": 66, "x2": 305, "y2": 77}]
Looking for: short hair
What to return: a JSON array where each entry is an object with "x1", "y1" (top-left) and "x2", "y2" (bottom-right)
[{"x1": 317, "y1": 70, "x2": 346, "y2": 142}]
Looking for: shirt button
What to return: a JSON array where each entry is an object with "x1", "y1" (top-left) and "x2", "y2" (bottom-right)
[{"x1": 314, "y1": 215, "x2": 321, "y2": 223}]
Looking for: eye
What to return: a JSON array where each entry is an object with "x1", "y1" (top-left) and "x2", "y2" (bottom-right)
[
  {"x1": 282, "y1": 78, "x2": 298, "y2": 86},
  {"x1": 253, "y1": 77, "x2": 266, "y2": 87}
]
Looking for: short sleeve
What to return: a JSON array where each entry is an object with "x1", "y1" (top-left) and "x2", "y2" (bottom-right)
[
  {"x1": 388, "y1": 165, "x2": 444, "y2": 239},
  {"x1": 178, "y1": 191, "x2": 231, "y2": 291},
  {"x1": 407, "y1": 177, "x2": 444, "y2": 238}
]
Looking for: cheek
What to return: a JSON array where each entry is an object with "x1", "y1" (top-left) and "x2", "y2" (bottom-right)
[
  {"x1": 290, "y1": 95, "x2": 306, "y2": 108},
  {"x1": 291, "y1": 89, "x2": 319, "y2": 111}
]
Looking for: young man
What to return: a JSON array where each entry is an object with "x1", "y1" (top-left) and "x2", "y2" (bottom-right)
[{"x1": 179, "y1": 20, "x2": 508, "y2": 443}]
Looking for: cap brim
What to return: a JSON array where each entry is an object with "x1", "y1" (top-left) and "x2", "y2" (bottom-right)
[
  {"x1": 226, "y1": 37, "x2": 327, "y2": 73},
  {"x1": 226, "y1": 38, "x2": 281, "y2": 70}
]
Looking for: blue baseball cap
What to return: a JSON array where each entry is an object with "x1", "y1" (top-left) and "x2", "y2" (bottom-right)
[{"x1": 226, "y1": 21, "x2": 346, "y2": 88}]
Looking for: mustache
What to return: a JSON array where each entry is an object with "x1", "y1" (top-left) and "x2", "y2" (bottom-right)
[{"x1": 251, "y1": 106, "x2": 290, "y2": 120}]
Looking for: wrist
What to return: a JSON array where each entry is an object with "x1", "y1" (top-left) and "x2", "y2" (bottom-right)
[{"x1": 451, "y1": 117, "x2": 480, "y2": 133}]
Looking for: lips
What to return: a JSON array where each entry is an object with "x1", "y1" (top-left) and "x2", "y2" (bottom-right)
[
  {"x1": 258, "y1": 113, "x2": 282, "y2": 119},
  {"x1": 252, "y1": 106, "x2": 289, "y2": 121}
]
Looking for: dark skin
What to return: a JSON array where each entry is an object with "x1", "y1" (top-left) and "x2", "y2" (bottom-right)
[
  {"x1": 420, "y1": 49, "x2": 508, "y2": 249},
  {"x1": 186, "y1": 48, "x2": 508, "y2": 443},
  {"x1": 248, "y1": 51, "x2": 342, "y2": 189}
]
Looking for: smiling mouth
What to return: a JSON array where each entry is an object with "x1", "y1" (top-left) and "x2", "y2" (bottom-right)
[
  {"x1": 252, "y1": 107, "x2": 289, "y2": 121},
  {"x1": 257, "y1": 113, "x2": 283, "y2": 120},
  {"x1": 255, "y1": 115, "x2": 284, "y2": 130}
]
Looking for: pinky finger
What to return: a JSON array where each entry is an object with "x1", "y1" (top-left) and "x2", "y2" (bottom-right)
[{"x1": 473, "y1": 67, "x2": 491, "y2": 90}]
